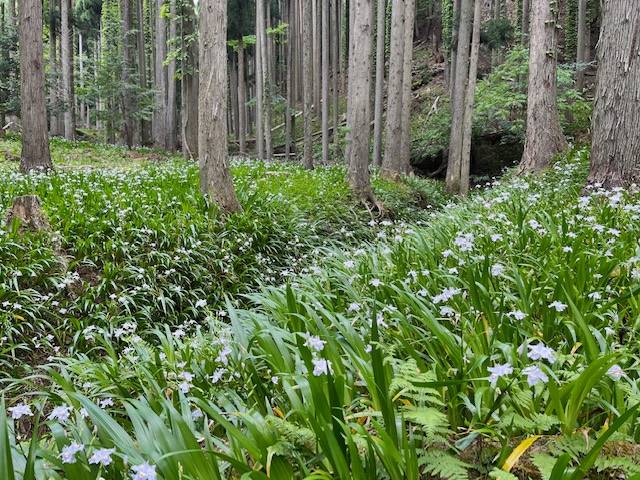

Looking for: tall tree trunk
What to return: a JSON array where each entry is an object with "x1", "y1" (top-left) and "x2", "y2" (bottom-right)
[
  {"x1": 255, "y1": 0, "x2": 265, "y2": 159},
  {"x1": 312, "y1": 0, "x2": 320, "y2": 114},
  {"x1": 448, "y1": 0, "x2": 461, "y2": 97},
  {"x1": 78, "y1": 32, "x2": 85, "y2": 128},
  {"x1": 575, "y1": 0, "x2": 587, "y2": 91},
  {"x1": 381, "y1": 0, "x2": 406, "y2": 180},
  {"x1": 260, "y1": 0, "x2": 273, "y2": 160},
  {"x1": 285, "y1": 0, "x2": 293, "y2": 160},
  {"x1": 199, "y1": 0, "x2": 241, "y2": 213},
  {"x1": 137, "y1": 0, "x2": 150, "y2": 145},
  {"x1": 302, "y1": 0, "x2": 314, "y2": 169},
  {"x1": 49, "y1": 5, "x2": 61, "y2": 136},
  {"x1": 181, "y1": 0, "x2": 198, "y2": 159},
  {"x1": 19, "y1": 0, "x2": 53, "y2": 172},
  {"x1": 399, "y1": 0, "x2": 416, "y2": 171},
  {"x1": 445, "y1": 0, "x2": 472, "y2": 193},
  {"x1": 460, "y1": 0, "x2": 481, "y2": 195},
  {"x1": 347, "y1": 0, "x2": 376, "y2": 203},
  {"x1": 331, "y1": 0, "x2": 339, "y2": 157},
  {"x1": 230, "y1": 53, "x2": 239, "y2": 142},
  {"x1": 166, "y1": 0, "x2": 177, "y2": 151},
  {"x1": 321, "y1": 0, "x2": 329, "y2": 164},
  {"x1": 153, "y1": 0, "x2": 167, "y2": 148},
  {"x1": 587, "y1": 1, "x2": 640, "y2": 188},
  {"x1": 238, "y1": 44, "x2": 247, "y2": 156},
  {"x1": 372, "y1": 0, "x2": 386, "y2": 167},
  {"x1": 518, "y1": 0, "x2": 567, "y2": 173},
  {"x1": 522, "y1": 0, "x2": 530, "y2": 43},
  {"x1": 61, "y1": 0, "x2": 74, "y2": 140},
  {"x1": 121, "y1": 0, "x2": 135, "y2": 147}
]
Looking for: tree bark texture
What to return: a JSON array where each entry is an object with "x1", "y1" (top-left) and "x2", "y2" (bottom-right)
[
  {"x1": 372, "y1": 0, "x2": 386, "y2": 167},
  {"x1": 182, "y1": 0, "x2": 199, "y2": 159},
  {"x1": 61, "y1": 0, "x2": 75, "y2": 140},
  {"x1": 303, "y1": 0, "x2": 314, "y2": 169},
  {"x1": 19, "y1": 0, "x2": 53, "y2": 172},
  {"x1": 399, "y1": 0, "x2": 416, "y2": 171},
  {"x1": 198, "y1": 0, "x2": 241, "y2": 213},
  {"x1": 321, "y1": 0, "x2": 330, "y2": 164},
  {"x1": 587, "y1": 1, "x2": 640, "y2": 188},
  {"x1": 576, "y1": 0, "x2": 587, "y2": 91},
  {"x1": 121, "y1": 0, "x2": 135, "y2": 147},
  {"x1": 518, "y1": 0, "x2": 567, "y2": 173}
]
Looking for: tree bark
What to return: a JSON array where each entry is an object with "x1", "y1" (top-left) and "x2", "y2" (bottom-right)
[
  {"x1": 347, "y1": 0, "x2": 376, "y2": 203},
  {"x1": 165, "y1": 0, "x2": 177, "y2": 151},
  {"x1": 518, "y1": 0, "x2": 567, "y2": 173},
  {"x1": 153, "y1": 0, "x2": 167, "y2": 148},
  {"x1": 575, "y1": 0, "x2": 587, "y2": 91},
  {"x1": 136, "y1": 0, "x2": 150, "y2": 145},
  {"x1": 256, "y1": 0, "x2": 265, "y2": 159},
  {"x1": 445, "y1": 0, "x2": 472, "y2": 193},
  {"x1": 199, "y1": 0, "x2": 241, "y2": 213},
  {"x1": 121, "y1": 0, "x2": 135, "y2": 147},
  {"x1": 48, "y1": 5, "x2": 61, "y2": 137},
  {"x1": 181, "y1": 0, "x2": 198, "y2": 159},
  {"x1": 285, "y1": 0, "x2": 293, "y2": 160},
  {"x1": 372, "y1": 0, "x2": 386, "y2": 167},
  {"x1": 522, "y1": 0, "x2": 530, "y2": 43},
  {"x1": 587, "y1": 1, "x2": 640, "y2": 188},
  {"x1": 302, "y1": 0, "x2": 314, "y2": 169},
  {"x1": 399, "y1": 0, "x2": 416, "y2": 171},
  {"x1": 381, "y1": 0, "x2": 406, "y2": 179},
  {"x1": 261, "y1": 0, "x2": 273, "y2": 160},
  {"x1": 321, "y1": 0, "x2": 329, "y2": 164},
  {"x1": 61, "y1": 0, "x2": 75, "y2": 140},
  {"x1": 19, "y1": 0, "x2": 53, "y2": 172},
  {"x1": 460, "y1": 0, "x2": 481, "y2": 196},
  {"x1": 331, "y1": 0, "x2": 339, "y2": 156},
  {"x1": 238, "y1": 44, "x2": 247, "y2": 156}
]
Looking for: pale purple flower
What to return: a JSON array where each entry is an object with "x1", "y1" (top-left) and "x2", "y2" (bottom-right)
[
  {"x1": 607, "y1": 364, "x2": 624, "y2": 381},
  {"x1": 522, "y1": 365, "x2": 549, "y2": 386},
  {"x1": 508, "y1": 310, "x2": 527, "y2": 321},
  {"x1": 312, "y1": 358, "x2": 333, "y2": 376},
  {"x1": 7, "y1": 403, "x2": 33, "y2": 420},
  {"x1": 48, "y1": 405, "x2": 72, "y2": 422},
  {"x1": 60, "y1": 442, "x2": 84, "y2": 464},
  {"x1": 527, "y1": 343, "x2": 556, "y2": 363},
  {"x1": 488, "y1": 363, "x2": 513, "y2": 387},
  {"x1": 131, "y1": 462, "x2": 157, "y2": 480},
  {"x1": 304, "y1": 334, "x2": 326, "y2": 352},
  {"x1": 549, "y1": 301, "x2": 568, "y2": 312},
  {"x1": 490, "y1": 264, "x2": 505, "y2": 277},
  {"x1": 89, "y1": 448, "x2": 115, "y2": 466}
]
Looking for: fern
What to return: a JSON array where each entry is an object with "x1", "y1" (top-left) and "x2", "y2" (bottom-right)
[
  {"x1": 389, "y1": 359, "x2": 443, "y2": 406},
  {"x1": 595, "y1": 456, "x2": 640, "y2": 476},
  {"x1": 419, "y1": 449, "x2": 471, "y2": 480},
  {"x1": 404, "y1": 406, "x2": 451, "y2": 445},
  {"x1": 531, "y1": 453, "x2": 557, "y2": 480},
  {"x1": 488, "y1": 468, "x2": 518, "y2": 480},
  {"x1": 499, "y1": 412, "x2": 560, "y2": 433}
]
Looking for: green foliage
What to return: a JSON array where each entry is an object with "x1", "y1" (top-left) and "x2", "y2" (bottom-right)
[
  {"x1": 0, "y1": 22, "x2": 19, "y2": 118},
  {"x1": 481, "y1": 18, "x2": 515, "y2": 51},
  {"x1": 1, "y1": 146, "x2": 640, "y2": 478}
]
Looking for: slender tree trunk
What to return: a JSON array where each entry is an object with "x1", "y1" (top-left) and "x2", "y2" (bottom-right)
[
  {"x1": 302, "y1": 0, "x2": 314, "y2": 169},
  {"x1": 331, "y1": 0, "x2": 339, "y2": 157},
  {"x1": 399, "y1": 0, "x2": 416, "y2": 171},
  {"x1": 78, "y1": 33, "x2": 85, "y2": 128},
  {"x1": 381, "y1": 0, "x2": 406, "y2": 179},
  {"x1": 49, "y1": 6, "x2": 61, "y2": 136},
  {"x1": 347, "y1": 0, "x2": 376, "y2": 203},
  {"x1": 372, "y1": 0, "x2": 386, "y2": 167},
  {"x1": 61, "y1": 0, "x2": 75, "y2": 140},
  {"x1": 312, "y1": 0, "x2": 320, "y2": 114},
  {"x1": 460, "y1": 0, "x2": 481, "y2": 195},
  {"x1": 121, "y1": 0, "x2": 135, "y2": 147},
  {"x1": 522, "y1": 0, "x2": 530, "y2": 43},
  {"x1": 199, "y1": 0, "x2": 241, "y2": 213},
  {"x1": 445, "y1": 0, "x2": 472, "y2": 193},
  {"x1": 181, "y1": 0, "x2": 198, "y2": 159},
  {"x1": 448, "y1": 0, "x2": 461, "y2": 97},
  {"x1": 166, "y1": 0, "x2": 177, "y2": 151},
  {"x1": 285, "y1": 0, "x2": 293, "y2": 160},
  {"x1": 321, "y1": 0, "x2": 329, "y2": 164},
  {"x1": 238, "y1": 44, "x2": 247, "y2": 156},
  {"x1": 518, "y1": 0, "x2": 567, "y2": 173},
  {"x1": 19, "y1": 0, "x2": 53, "y2": 172},
  {"x1": 230, "y1": 53, "x2": 239, "y2": 143},
  {"x1": 137, "y1": 0, "x2": 150, "y2": 145},
  {"x1": 153, "y1": 0, "x2": 167, "y2": 148},
  {"x1": 575, "y1": 0, "x2": 587, "y2": 91},
  {"x1": 256, "y1": 0, "x2": 265, "y2": 159},
  {"x1": 587, "y1": 0, "x2": 640, "y2": 188},
  {"x1": 260, "y1": 0, "x2": 273, "y2": 160}
]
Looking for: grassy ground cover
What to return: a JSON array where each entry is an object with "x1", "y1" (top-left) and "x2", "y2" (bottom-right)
[{"x1": 2, "y1": 143, "x2": 640, "y2": 479}]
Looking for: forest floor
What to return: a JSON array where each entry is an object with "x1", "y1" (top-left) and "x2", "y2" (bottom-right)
[{"x1": 2, "y1": 138, "x2": 640, "y2": 479}]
